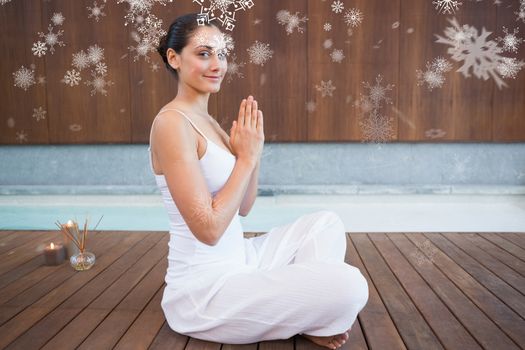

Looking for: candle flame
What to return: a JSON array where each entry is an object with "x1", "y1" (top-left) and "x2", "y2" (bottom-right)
[
  {"x1": 66, "y1": 220, "x2": 74, "y2": 227},
  {"x1": 50, "y1": 242, "x2": 55, "y2": 249}
]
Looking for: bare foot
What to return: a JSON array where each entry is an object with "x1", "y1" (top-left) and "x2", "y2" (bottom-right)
[{"x1": 301, "y1": 330, "x2": 350, "y2": 349}]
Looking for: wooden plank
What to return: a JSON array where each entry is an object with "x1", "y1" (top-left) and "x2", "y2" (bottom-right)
[
  {"x1": 0, "y1": 231, "x2": 104, "y2": 304},
  {"x1": 38, "y1": 234, "x2": 168, "y2": 350},
  {"x1": 0, "y1": 231, "x2": 22, "y2": 254},
  {"x1": 479, "y1": 233, "x2": 525, "y2": 262},
  {"x1": 460, "y1": 233, "x2": 525, "y2": 277},
  {"x1": 351, "y1": 234, "x2": 443, "y2": 349},
  {"x1": 425, "y1": 233, "x2": 525, "y2": 320},
  {"x1": 2, "y1": 233, "x2": 159, "y2": 350},
  {"x1": 0, "y1": 230, "x2": 116, "y2": 321},
  {"x1": 0, "y1": 231, "x2": 101, "y2": 290},
  {"x1": 258, "y1": 337, "x2": 293, "y2": 349},
  {"x1": 403, "y1": 233, "x2": 524, "y2": 348},
  {"x1": 0, "y1": 230, "x2": 62, "y2": 275},
  {"x1": 443, "y1": 233, "x2": 525, "y2": 294},
  {"x1": 0, "y1": 232, "x2": 154, "y2": 349},
  {"x1": 113, "y1": 285, "x2": 167, "y2": 350},
  {"x1": 497, "y1": 232, "x2": 525, "y2": 250},
  {"x1": 351, "y1": 233, "x2": 442, "y2": 349},
  {"x1": 368, "y1": 234, "x2": 481, "y2": 350},
  {"x1": 76, "y1": 252, "x2": 168, "y2": 349},
  {"x1": 345, "y1": 234, "x2": 406, "y2": 350},
  {"x1": 148, "y1": 322, "x2": 190, "y2": 350}
]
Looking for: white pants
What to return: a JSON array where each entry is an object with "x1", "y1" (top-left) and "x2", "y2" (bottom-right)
[{"x1": 163, "y1": 210, "x2": 369, "y2": 344}]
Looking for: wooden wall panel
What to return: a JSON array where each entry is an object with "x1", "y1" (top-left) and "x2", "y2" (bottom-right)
[
  {"x1": 307, "y1": 0, "x2": 400, "y2": 142},
  {"x1": 493, "y1": 2, "x2": 525, "y2": 141},
  {"x1": 0, "y1": 0, "x2": 523, "y2": 144},
  {"x1": 217, "y1": 0, "x2": 308, "y2": 142},
  {"x1": 0, "y1": 1, "x2": 46, "y2": 144}
]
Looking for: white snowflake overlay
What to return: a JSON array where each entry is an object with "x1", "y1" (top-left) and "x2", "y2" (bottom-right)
[
  {"x1": 128, "y1": 13, "x2": 167, "y2": 62},
  {"x1": 193, "y1": 31, "x2": 235, "y2": 57},
  {"x1": 432, "y1": 0, "x2": 462, "y2": 14},
  {"x1": 32, "y1": 12, "x2": 66, "y2": 58},
  {"x1": 63, "y1": 44, "x2": 114, "y2": 96},
  {"x1": 331, "y1": 1, "x2": 344, "y2": 14},
  {"x1": 13, "y1": 66, "x2": 36, "y2": 91},
  {"x1": 194, "y1": 0, "x2": 255, "y2": 31},
  {"x1": 32, "y1": 106, "x2": 47, "y2": 121},
  {"x1": 117, "y1": 0, "x2": 173, "y2": 25},
  {"x1": 1, "y1": 0, "x2": 14, "y2": 5},
  {"x1": 425, "y1": 128, "x2": 447, "y2": 139},
  {"x1": 343, "y1": 8, "x2": 363, "y2": 28},
  {"x1": 315, "y1": 80, "x2": 336, "y2": 97},
  {"x1": 416, "y1": 56, "x2": 453, "y2": 90},
  {"x1": 354, "y1": 74, "x2": 395, "y2": 143},
  {"x1": 330, "y1": 48, "x2": 345, "y2": 63},
  {"x1": 225, "y1": 54, "x2": 245, "y2": 83},
  {"x1": 276, "y1": 9, "x2": 308, "y2": 35},
  {"x1": 496, "y1": 27, "x2": 523, "y2": 53},
  {"x1": 435, "y1": 17, "x2": 525, "y2": 89},
  {"x1": 247, "y1": 41, "x2": 274, "y2": 66},
  {"x1": 516, "y1": 0, "x2": 525, "y2": 24},
  {"x1": 87, "y1": 1, "x2": 106, "y2": 22}
]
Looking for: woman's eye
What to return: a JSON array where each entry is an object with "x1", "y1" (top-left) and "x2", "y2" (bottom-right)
[{"x1": 200, "y1": 51, "x2": 210, "y2": 57}]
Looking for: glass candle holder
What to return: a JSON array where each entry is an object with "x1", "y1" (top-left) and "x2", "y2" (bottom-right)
[{"x1": 70, "y1": 250, "x2": 96, "y2": 271}]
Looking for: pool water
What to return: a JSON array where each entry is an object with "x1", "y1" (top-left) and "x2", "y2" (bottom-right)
[{"x1": 1, "y1": 194, "x2": 524, "y2": 232}]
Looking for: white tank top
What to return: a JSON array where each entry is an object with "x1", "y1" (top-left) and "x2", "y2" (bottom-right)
[{"x1": 148, "y1": 108, "x2": 248, "y2": 290}]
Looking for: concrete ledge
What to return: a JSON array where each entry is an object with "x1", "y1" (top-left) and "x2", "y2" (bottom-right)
[{"x1": 1, "y1": 185, "x2": 525, "y2": 195}]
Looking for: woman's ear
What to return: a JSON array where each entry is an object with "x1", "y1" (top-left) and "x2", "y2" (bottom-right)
[{"x1": 167, "y1": 48, "x2": 180, "y2": 71}]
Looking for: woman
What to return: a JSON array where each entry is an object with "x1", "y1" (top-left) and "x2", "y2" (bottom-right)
[{"x1": 149, "y1": 13, "x2": 369, "y2": 350}]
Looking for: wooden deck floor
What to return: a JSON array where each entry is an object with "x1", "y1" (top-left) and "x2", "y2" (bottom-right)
[{"x1": 0, "y1": 230, "x2": 524, "y2": 350}]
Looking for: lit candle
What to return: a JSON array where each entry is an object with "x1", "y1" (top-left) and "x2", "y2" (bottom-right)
[{"x1": 44, "y1": 242, "x2": 66, "y2": 265}]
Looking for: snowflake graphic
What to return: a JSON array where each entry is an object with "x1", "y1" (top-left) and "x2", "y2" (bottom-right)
[
  {"x1": 16, "y1": 130, "x2": 28, "y2": 143},
  {"x1": 194, "y1": 0, "x2": 255, "y2": 31},
  {"x1": 330, "y1": 48, "x2": 345, "y2": 63},
  {"x1": 1, "y1": 0, "x2": 14, "y2": 5},
  {"x1": 37, "y1": 75, "x2": 46, "y2": 85},
  {"x1": 117, "y1": 0, "x2": 173, "y2": 25},
  {"x1": 435, "y1": 17, "x2": 521, "y2": 89},
  {"x1": 150, "y1": 62, "x2": 160, "y2": 72},
  {"x1": 129, "y1": 39, "x2": 154, "y2": 62},
  {"x1": 355, "y1": 74, "x2": 395, "y2": 144},
  {"x1": 38, "y1": 24, "x2": 65, "y2": 53},
  {"x1": 72, "y1": 50, "x2": 91, "y2": 70},
  {"x1": 344, "y1": 8, "x2": 363, "y2": 28},
  {"x1": 62, "y1": 69, "x2": 82, "y2": 86},
  {"x1": 331, "y1": 0, "x2": 344, "y2": 13},
  {"x1": 425, "y1": 128, "x2": 447, "y2": 139},
  {"x1": 496, "y1": 27, "x2": 522, "y2": 53},
  {"x1": 193, "y1": 31, "x2": 235, "y2": 57},
  {"x1": 32, "y1": 41, "x2": 47, "y2": 57},
  {"x1": 13, "y1": 66, "x2": 36, "y2": 91},
  {"x1": 32, "y1": 107, "x2": 47, "y2": 121},
  {"x1": 324, "y1": 23, "x2": 332, "y2": 31},
  {"x1": 95, "y1": 62, "x2": 108, "y2": 75},
  {"x1": 315, "y1": 80, "x2": 336, "y2": 97},
  {"x1": 276, "y1": 9, "x2": 308, "y2": 35},
  {"x1": 87, "y1": 1, "x2": 106, "y2": 22},
  {"x1": 225, "y1": 54, "x2": 245, "y2": 83},
  {"x1": 323, "y1": 38, "x2": 333, "y2": 50},
  {"x1": 358, "y1": 112, "x2": 395, "y2": 143},
  {"x1": 432, "y1": 0, "x2": 462, "y2": 14},
  {"x1": 137, "y1": 13, "x2": 167, "y2": 46},
  {"x1": 416, "y1": 56, "x2": 452, "y2": 90},
  {"x1": 51, "y1": 12, "x2": 65, "y2": 26},
  {"x1": 247, "y1": 41, "x2": 274, "y2": 66},
  {"x1": 305, "y1": 101, "x2": 317, "y2": 113},
  {"x1": 497, "y1": 57, "x2": 525, "y2": 79},
  {"x1": 84, "y1": 70, "x2": 114, "y2": 96},
  {"x1": 87, "y1": 44, "x2": 104, "y2": 64}
]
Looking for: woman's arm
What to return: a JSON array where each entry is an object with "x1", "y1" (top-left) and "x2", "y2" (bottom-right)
[{"x1": 239, "y1": 157, "x2": 260, "y2": 216}]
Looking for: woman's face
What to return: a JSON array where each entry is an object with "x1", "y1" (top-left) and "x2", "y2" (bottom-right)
[{"x1": 175, "y1": 25, "x2": 228, "y2": 94}]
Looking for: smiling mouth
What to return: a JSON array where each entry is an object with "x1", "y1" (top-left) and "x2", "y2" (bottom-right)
[{"x1": 204, "y1": 76, "x2": 221, "y2": 80}]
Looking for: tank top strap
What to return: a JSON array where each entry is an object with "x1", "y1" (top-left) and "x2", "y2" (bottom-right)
[{"x1": 156, "y1": 108, "x2": 209, "y2": 141}]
